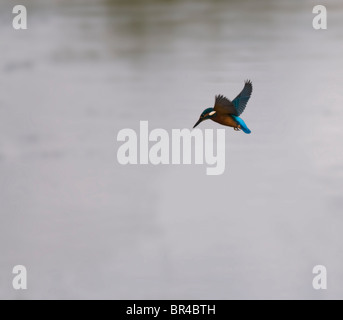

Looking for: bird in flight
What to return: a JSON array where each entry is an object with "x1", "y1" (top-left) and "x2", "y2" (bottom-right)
[{"x1": 193, "y1": 80, "x2": 253, "y2": 134}]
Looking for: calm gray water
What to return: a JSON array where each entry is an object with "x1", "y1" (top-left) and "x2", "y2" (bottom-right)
[{"x1": 1, "y1": 0, "x2": 343, "y2": 299}]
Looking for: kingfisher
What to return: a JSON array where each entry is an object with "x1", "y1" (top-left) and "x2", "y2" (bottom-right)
[{"x1": 193, "y1": 80, "x2": 253, "y2": 134}]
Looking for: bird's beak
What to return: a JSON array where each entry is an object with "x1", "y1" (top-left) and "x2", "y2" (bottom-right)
[{"x1": 193, "y1": 118, "x2": 203, "y2": 128}]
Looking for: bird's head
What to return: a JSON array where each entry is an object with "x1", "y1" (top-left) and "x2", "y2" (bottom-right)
[{"x1": 193, "y1": 108, "x2": 216, "y2": 128}]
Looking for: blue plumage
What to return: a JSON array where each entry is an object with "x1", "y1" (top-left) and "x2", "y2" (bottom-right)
[{"x1": 231, "y1": 115, "x2": 251, "y2": 134}]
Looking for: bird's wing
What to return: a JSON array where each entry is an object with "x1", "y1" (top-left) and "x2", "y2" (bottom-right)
[
  {"x1": 213, "y1": 94, "x2": 236, "y2": 115},
  {"x1": 232, "y1": 80, "x2": 253, "y2": 116}
]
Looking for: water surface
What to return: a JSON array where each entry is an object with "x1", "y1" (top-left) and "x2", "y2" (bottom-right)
[{"x1": 0, "y1": 0, "x2": 343, "y2": 299}]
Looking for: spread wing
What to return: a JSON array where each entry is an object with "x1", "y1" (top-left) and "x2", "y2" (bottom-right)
[
  {"x1": 232, "y1": 80, "x2": 253, "y2": 116},
  {"x1": 213, "y1": 94, "x2": 236, "y2": 115},
  {"x1": 214, "y1": 80, "x2": 253, "y2": 116}
]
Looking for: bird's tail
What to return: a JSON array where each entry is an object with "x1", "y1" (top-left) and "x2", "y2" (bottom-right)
[{"x1": 232, "y1": 116, "x2": 251, "y2": 134}]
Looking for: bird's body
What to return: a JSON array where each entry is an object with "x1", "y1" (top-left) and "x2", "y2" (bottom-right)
[
  {"x1": 211, "y1": 113, "x2": 239, "y2": 128},
  {"x1": 193, "y1": 80, "x2": 253, "y2": 134}
]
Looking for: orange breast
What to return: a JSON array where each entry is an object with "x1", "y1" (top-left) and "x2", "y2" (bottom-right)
[{"x1": 212, "y1": 114, "x2": 238, "y2": 128}]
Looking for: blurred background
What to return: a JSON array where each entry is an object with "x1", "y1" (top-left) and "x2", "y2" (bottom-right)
[{"x1": 0, "y1": 0, "x2": 343, "y2": 299}]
